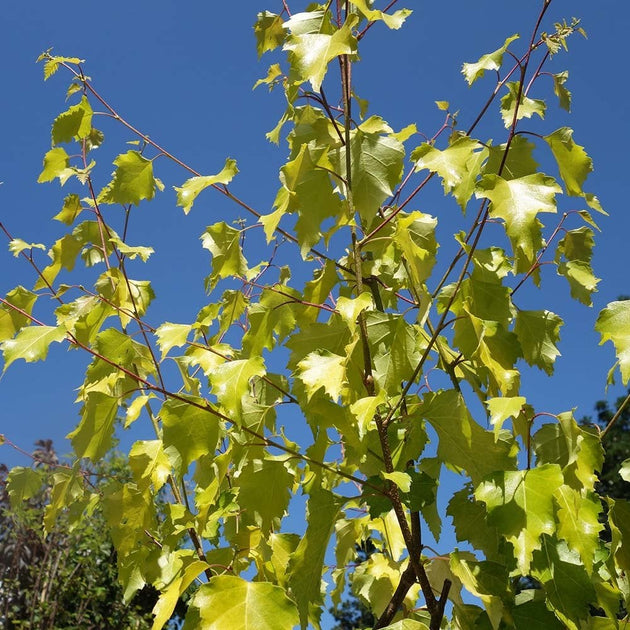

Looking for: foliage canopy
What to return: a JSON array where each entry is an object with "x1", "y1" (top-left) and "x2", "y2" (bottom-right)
[{"x1": 1, "y1": 1, "x2": 630, "y2": 629}]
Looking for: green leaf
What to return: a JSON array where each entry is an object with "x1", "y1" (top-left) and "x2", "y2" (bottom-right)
[
  {"x1": 330, "y1": 129, "x2": 404, "y2": 224},
  {"x1": 54, "y1": 296, "x2": 113, "y2": 349},
  {"x1": 8, "y1": 239, "x2": 46, "y2": 256},
  {"x1": 234, "y1": 458, "x2": 293, "y2": 532},
  {"x1": 595, "y1": 300, "x2": 630, "y2": 384},
  {"x1": 412, "y1": 135, "x2": 488, "y2": 210},
  {"x1": 38, "y1": 147, "x2": 70, "y2": 183},
  {"x1": 38, "y1": 53, "x2": 84, "y2": 80},
  {"x1": 417, "y1": 391, "x2": 517, "y2": 486},
  {"x1": 530, "y1": 536, "x2": 597, "y2": 627},
  {"x1": 552, "y1": 71, "x2": 572, "y2": 111},
  {"x1": 34, "y1": 233, "x2": 83, "y2": 290},
  {"x1": 484, "y1": 135, "x2": 539, "y2": 181},
  {"x1": 284, "y1": 9, "x2": 332, "y2": 37},
  {"x1": 53, "y1": 193, "x2": 83, "y2": 224},
  {"x1": 353, "y1": 553, "x2": 420, "y2": 619},
  {"x1": 51, "y1": 95, "x2": 93, "y2": 144},
  {"x1": 609, "y1": 499, "x2": 630, "y2": 572},
  {"x1": 254, "y1": 63, "x2": 283, "y2": 90},
  {"x1": 6, "y1": 467, "x2": 42, "y2": 508},
  {"x1": 155, "y1": 322, "x2": 192, "y2": 358},
  {"x1": 129, "y1": 439, "x2": 171, "y2": 492},
  {"x1": 0, "y1": 286, "x2": 38, "y2": 342},
  {"x1": 349, "y1": 391, "x2": 386, "y2": 438},
  {"x1": 513, "y1": 600, "x2": 564, "y2": 630},
  {"x1": 183, "y1": 576, "x2": 299, "y2": 630},
  {"x1": 288, "y1": 488, "x2": 343, "y2": 628},
  {"x1": 99, "y1": 150, "x2": 157, "y2": 205},
  {"x1": 553, "y1": 485, "x2": 601, "y2": 573},
  {"x1": 201, "y1": 222, "x2": 248, "y2": 290},
  {"x1": 348, "y1": 0, "x2": 412, "y2": 29},
  {"x1": 379, "y1": 621, "x2": 429, "y2": 630},
  {"x1": 554, "y1": 226, "x2": 599, "y2": 305},
  {"x1": 161, "y1": 397, "x2": 222, "y2": 477},
  {"x1": 475, "y1": 465, "x2": 564, "y2": 573},
  {"x1": 109, "y1": 237, "x2": 154, "y2": 261},
  {"x1": 1, "y1": 324, "x2": 66, "y2": 371},
  {"x1": 296, "y1": 350, "x2": 346, "y2": 402},
  {"x1": 476, "y1": 173, "x2": 561, "y2": 273},
  {"x1": 620, "y1": 458, "x2": 630, "y2": 483},
  {"x1": 533, "y1": 412, "x2": 603, "y2": 492},
  {"x1": 449, "y1": 551, "x2": 509, "y2": 629},
  {"x1": 381, "y1": 471, "x2": 412, "y2": 493},
  {"x1": 447, "y1": 487, "x2": 501, "y2": 561},
  {"x1": 284, "y1": 15, "x2": 358, "y2": 92},
  {"x1": 452, "y1": 310, "x2": 521, "y2": 396},
  {"x1": 336, "y1": 292, "x2": 373, "y2": 332},
  {"x1": 461, "y1": 35, "x2": 519, "y2": 85},
  {"x1": 68, "y1": 392, "x2": 119, "y2": 460},
  {"x1": 366, "y1": 312, "x2": 422, "y2": 394},
  {"x1": 103, "y1": 482, "x2": 156, "y2": 557},
  {"x1": 485, "y1": 396, "x2": 526, "y2": 434},
  {"x1": 301, "y1": 261, "x2": 338, "y2": 322},
  {"x1": 43, "y1": 467, "x2": 85, "y2": 532},
  {"x1": 544, "y1": 128, "x2": 592, "y2": 196},
  {"x1": 209, "y1": 356, "x2": 266, "y2": 421},
  {"x1": 276, "y1": 144, "x2": 343, "y2": 255},
  {"x1": 174, "y1": 158, "x2": 238, "y2": 214},
  {"x1": 151, "y1": 551, "x2": 209, "y2": 630},
  {"x1": 94, "y1": 269, "x2": 155, "y2": 327},
  {"x1": 500, "y1": 82, "x2": 546, "y2": 127},
  {"x1": 514, "y1": 310, "x2": 563, "y2": 375},
  {"x1": 254, "y1": 12, "x2": 286, "y2": 57}
]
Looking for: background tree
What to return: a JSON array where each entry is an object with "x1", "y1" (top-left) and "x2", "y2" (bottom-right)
[
  {"x1": 1, "y1": 2, "x2": 630, "y2": 629},
  {"x1": 0, "y1": 440, "x2": 185, "y2": 629},
  {"x1": 581, "y1": 389, "x2": 630, "y2": 501}
]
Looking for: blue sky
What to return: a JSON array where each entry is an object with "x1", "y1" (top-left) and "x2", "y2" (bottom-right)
[
  {"x1": 1, "y1": 2, "x2": 629, "y2": 621},
  {"x1": 2, "y1": 1, "x2": 628, "y2": 464}
]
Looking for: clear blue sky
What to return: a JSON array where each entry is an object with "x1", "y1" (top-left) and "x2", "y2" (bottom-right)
[{"x1": 1, "y1": 3, "x2": 629, "y2": 620}]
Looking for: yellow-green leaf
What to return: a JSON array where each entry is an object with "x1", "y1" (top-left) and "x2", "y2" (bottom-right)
[
  {"x1": 51, "y1": 95, "x2": 93, "y2": 145},
  {"x1": 596, "y1": 300, "x2": 630, "y2": 384},
  {"x1": 1, "y1": 325, "x2": 66, "y2": 371},
  {"x1": 99, "y1": 150, "x2": 157, "y2": 205},
  {"x1": 544, "y1": 127, "x2": 592, "y2": 197},
  {"x1": 284, "y1": 15, "x2": 358, "y2": 92},
  {"x1": 462, "y1": 35, "x2": 518, "y2": 85},
  {"x1": 348, "y1": 0, "x2": 412, "y2": 30},
  {"x1": 183, "y1": 576, "x2": 299, "y2": 630},
  {"x1": 174, "y1": 158, "x2": 238, "y2": 214}
]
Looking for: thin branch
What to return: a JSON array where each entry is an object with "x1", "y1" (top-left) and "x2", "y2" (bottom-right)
[{"x1": 601, "y1": 390, "x2": 630, "y2": 439}]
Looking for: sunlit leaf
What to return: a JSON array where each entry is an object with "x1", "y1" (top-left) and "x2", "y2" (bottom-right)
[
  {"x1": 183, "y1": 576, "x2": 299, "y2": 630},
  {"x1": 284, "y1": 15, "x2": 358, "y2": 92},
  {"x1": 500, "y1": 82, "x2": 546, "y2": 127},
  {"x1": 0, "y1": 286, "x2": 38, "y2": 343},
  {"x1": 544, "y1": 128, "x2": 592, "y2": 196},
  {"x1": 476, "y1": 173, "x2": 561, "y2": 273},
  {"x1": 514, "y1": 310, "x2": 563, "y2": 375},
  {"x1": 476, "y1": 466, "x2": 564, "y2": 573},
  {"x1": 254, "y1": 11, "x2": 286, "y2": 57},
  {"x1": 174, "y1": 158, "x2": 238, "y2": 214},
  {"x1": 99, "y1": 150, "x2": 157, "y2": 205},
  {"x1": 38, "y1": 147, "x2": 70, "y2": 183},
  {"x1": 1, "y1": 324, "x2": 66, "y2": 371},
  {"x1": 348, "y1": 0, "x2": 412, "y2": 29},
  {"x1": 461, "y1": 35, "x2": 518, "y2": 85},
  {"x1": 595, "y1": 300, "x2": 630, "y2": 384},
  {"x1": 51, "y1": 95, "x2": 93, "y2": 144},
  {"x1": 201, "y1": 222, "x2": 248, "y2": 289}
]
